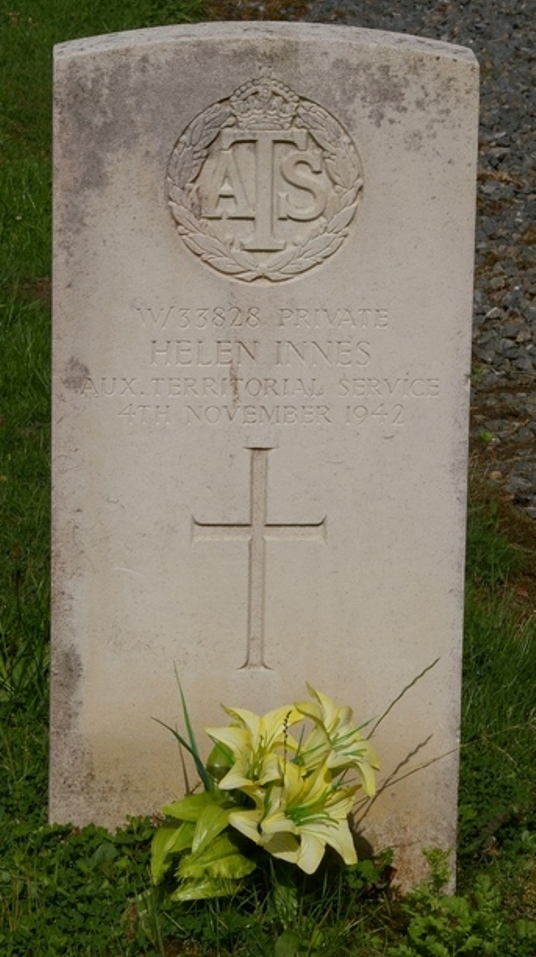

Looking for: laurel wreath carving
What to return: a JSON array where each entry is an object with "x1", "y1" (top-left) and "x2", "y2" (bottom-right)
[{"x1": 167, "y1": 94, "x2": 363, "y2": 282}]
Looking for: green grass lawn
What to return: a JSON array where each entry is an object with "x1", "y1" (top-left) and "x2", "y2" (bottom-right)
[{"x1": 1, "y1": 2, "x2": 535, "y2": 954}]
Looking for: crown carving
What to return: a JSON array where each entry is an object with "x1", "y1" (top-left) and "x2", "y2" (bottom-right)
[{"x1": 230, "y1": 74, "x2": 299, "y2": 131}]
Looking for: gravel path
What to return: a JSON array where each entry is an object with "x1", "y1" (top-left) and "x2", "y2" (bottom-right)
[{"x1": 293, "y1": 0, "x2": 536, "y2": 517}]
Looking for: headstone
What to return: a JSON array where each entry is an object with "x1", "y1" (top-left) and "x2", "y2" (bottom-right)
[{"x1": 51, "y1": 22, "x2": 478, "y2": 885}]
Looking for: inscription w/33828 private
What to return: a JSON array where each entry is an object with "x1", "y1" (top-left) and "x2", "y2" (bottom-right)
[
  {"x1": 131, "y1": 301, "x2": 389, "y2": 332},
  {"x1": 166, "y1": 72, "x2": 363, "y2": 282}
]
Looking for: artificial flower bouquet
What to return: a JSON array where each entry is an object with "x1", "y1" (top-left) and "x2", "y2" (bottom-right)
[{"x1": 151, "y1": 685, "x2": 380, "y2": 901}]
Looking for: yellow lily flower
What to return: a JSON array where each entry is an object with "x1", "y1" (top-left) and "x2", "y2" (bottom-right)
[
  {"x1": 205, "y1": 704, "x2": 301, "y2": 792},
  {"x1": 229, "y1": 760, "x2": 358, "y2": 874},
  {"x1": 295, "y1": 685, "x2": 380, "y2": 796}
]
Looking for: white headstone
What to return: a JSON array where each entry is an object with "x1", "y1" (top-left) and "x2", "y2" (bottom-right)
[{"x1": 51, "y1": 22, "x2": 478, "y2": 885}]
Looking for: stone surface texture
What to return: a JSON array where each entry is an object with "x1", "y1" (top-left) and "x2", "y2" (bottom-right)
[{"x1": 51, "y1": 22, "x2": 478, "y2": 886}]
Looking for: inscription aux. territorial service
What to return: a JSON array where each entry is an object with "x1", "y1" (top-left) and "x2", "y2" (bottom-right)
[
  {"x1": 76, "y1": 300, "x2": 441, "y2": 434},
  {"x1": 166, "y1": 72, "x2": 363, "y2": 281}
]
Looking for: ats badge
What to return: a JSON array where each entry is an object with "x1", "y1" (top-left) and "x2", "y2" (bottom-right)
[{"x1": 166, "y1": 72, "x2": 363, "y2": 282}]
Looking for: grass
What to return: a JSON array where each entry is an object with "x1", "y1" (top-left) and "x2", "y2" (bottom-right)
[{"x1": 1, "y1": 1, "x2": 535, "y2": 954}]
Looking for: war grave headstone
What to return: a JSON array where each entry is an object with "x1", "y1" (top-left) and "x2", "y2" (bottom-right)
[{"x1": 51, "y1": 22, "x2": 479, "y2": 884}]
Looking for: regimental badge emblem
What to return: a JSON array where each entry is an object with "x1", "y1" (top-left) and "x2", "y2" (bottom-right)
[{"x1": 166, "y1": 72, "x2": 363, "y2": 282}]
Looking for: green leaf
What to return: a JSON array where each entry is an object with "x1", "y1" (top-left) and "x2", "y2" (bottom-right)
[
  {"x1": 272, "y1": 876, "x2": 299, "y2": 925},
  {"x1": 176, "y1": 669, "x2": 212, "y2": 790},
  {"x1": 89, "y1": 840, "x2": 117, "y2": 867},
  {"x1": 162, "y1": 791, "x2": 224, "y2": 821},
  {"x1": 178, "y1": 833, "x2": 256, "y2": 881},
  {"x1": 170, "y1": 876, "x2": 236, "y2": 901},
  {"x1": 192, "y1": 803, "x2": 232, "y2": 854},
  {"x1": 168, "y1": 821, "x2": 195, "y2": 854},
  {"x1": 150, "y1": 822, "x2": 195, "y2": 884},
  {"x1": 275, "y1": 929, "x2": 301, "y2": 957},
  {"x1": 179, "y1": 849, "x2": 255, "y2": 882}
]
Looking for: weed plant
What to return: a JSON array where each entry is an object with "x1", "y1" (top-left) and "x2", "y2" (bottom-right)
[{"x1": 1, "y1": 1, "x2": 535, "y2": 954}]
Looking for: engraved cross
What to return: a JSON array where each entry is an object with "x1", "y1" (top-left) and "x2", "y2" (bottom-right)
[{"x1": 192, "y1": 447, "x2": 326, "y2": 670}]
